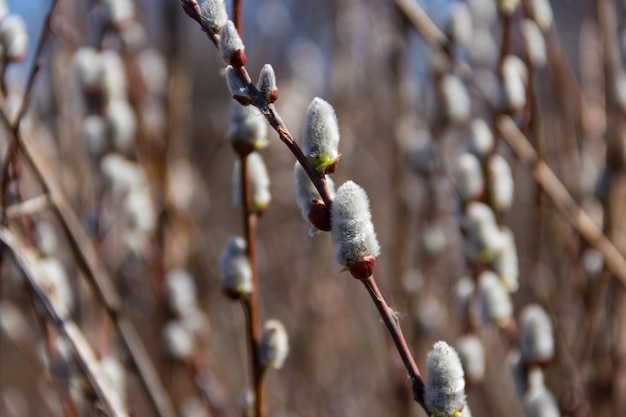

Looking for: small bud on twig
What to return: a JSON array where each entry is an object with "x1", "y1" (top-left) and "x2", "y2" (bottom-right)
[
  {"x1": 226, "y1": 102, "x2": 268, "y2": 154},
  {"x1": 455, "y1": 335, "x2": 485, "y2": 385},
  {"x1": 257, "y1": 64, "x2": 278, "y2": 103},
  {"x1": 331, "y1": 181, "x2": 380, "y2": 279},
  {"x1": 302, "y1": 98, "x2": 341, "y2": 174},
  {"x1": 218, "y1": 236, "x2": 253, "y2": 299},
  {"x1": 0, "y1": 14, "x2": 28, "y2": 62},
  {"x1": 477, "y1": 270, "x2": 513, "y2": 326},
  {"x1": 219, "y1": 20, "x2": 246, "y2": 68},
  {"x1": 455, "y1": 153, "x2": 484, "y2": 202},
  {"x1": 233, "y1": 152, "x2": 272, "y2": 214},
  {"x1": 293, "y1": 162, "x2": 335, "y2": 232},
  {"x1": 225, "y1": 66, "x2": 252, "y2": 105},
  {"x1": 519, "y1": 304, "x2": 554, "y2": 365},
  {"x1": 259, "y1": 319, "x2": 289, "y2": 370}
]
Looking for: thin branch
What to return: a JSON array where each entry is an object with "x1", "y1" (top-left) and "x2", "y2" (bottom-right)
[
  {"x1": 496, "y1": 115, "x2": 626, "y2": 286},
  {"x1": 0, "y1": 227, "x2": 129, "y2": 417},
  {"x1": 361, "y1": 276, "x2": 426, "y2": 412}
]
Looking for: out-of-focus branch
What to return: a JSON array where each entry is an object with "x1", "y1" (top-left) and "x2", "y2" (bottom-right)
[
  {"x1": 496, "y1": 115, "x2": 626, "y2": 286},
  {"x1": 0, "y1": 227, "x2": 129, "y2": 417}
]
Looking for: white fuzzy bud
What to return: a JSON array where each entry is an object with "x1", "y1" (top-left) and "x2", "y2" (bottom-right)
[
  {"x1": 530, "y1": 0, "x2": 553, "y2": 31},
  {"x1": 455, "y1": 277, "x2": 475, "y2": 318},
  {"x1": 0, "y1": 15, "x2": 28, "y2": 62},
  {"x1": 100, "y1": 50, "x2": 128, "y2": 102},
  {"x1": 259, "y1": 319, "x2": 289, "y2": 370},
  {"x1": 519, "y1": 304, "x2": 554, "y2": 365},
  {"x1": 467, "y1": 27, "x2": 498, "y2": 66},
  {"x1": 232, "y1": 152, "x2": 271, "y2": 212},
  {"x1": 501, "y1": 55, "x2": 528, "y2": 112},
  {"x1": 441, "y1": 74, "x2": 471, "y2": 125},
  {"x1": 425, "y1": 341, "x2": 466, "y2": 417},
  {"x1": 330, "y1": 181, "x2": 380, "y2": 275},
  {"x1": 478, "y1": 270, "x2": 513, "y2": 326},
  {"x1": 463, "y1": 202, "x2": 503, "y2": 262},
  {"x1": 302, "y1": 97, "x2": 341, "y2": 174},
  {"x1": 467, "y1": 119, "x2": 494, "y2": 160},
  {"x1": 455, "y1": 153, "x2": 484, "y2": 202},
  {"x1": 100, "y1": 154, "x2": 147, "y2": 192},
  {"x1": 106, "y1": 99, "x2": 137, "y2": 153},
  {"x1": 163, "y1": 321, "x2": 195, "y2": 360},
  {"x1": 422, "y1": 223, "x2": 448, "y2": 258},
  {"x1": 197, "y1": 0, "x2": 228, "y2": 33},
  {"x1": 448, "y1": 2, "x2": 473, "y2": 46},
  {"x1": 522, "y1": 19, "x2": 547, "y2": 68},
  {"x1": 219, "y1": 20, "x2": 246, "y2": 67},
  {"x1": 492, "y1": 227, "x2": 519, "y2": 292},
  {"x1": 226, "y1": 102, "x2": 268, "y2": 150},
  {"x1": 34, "y1": 221, "x2": 58, "y2": 256},
  {"x1": 100, "y1": 356, "x2": 126, "y2": 402},
  {"x1": 103, "y1": 0, "x2": 135, "y2": 25},
  {"x1": 455, "y1": 335, "x2": 485, "y2": 384},
  {"x1": 488, "y1": 154, "x2": 514, "y2": 211},
  {"x1": 225, "y1": 65, "x2": 252, "y2": 104},
  {"x1": 293, "y1": 162, "x2": 335, "y2": 230},
  {"x1": 166, "y1": 269, "x2": 197, "y2": 315},
  {"x1": 257, "y1": 64, "x2": 278, "y2": 103},
  {"x1": 218, "y1": 236, "x2": 252, "y2": 299},
  {"x1": 582, "y1": 248, "x2": 603, "y2": 280},
  {"x1": 124, "y1": 188, "x2": 157, "y2": 233},
  {"x1": 82, "y1": 115, "x2": 109, "y2": 155},
  {"x1": 73, "y1": 47, "x2": 103, "y2": 92},
  {"x1": 468, "y1": 0, "x2": 497, "y2": 26},
  {"x1": 525, "y1": 386, "x2": 560, "y2": 417}
]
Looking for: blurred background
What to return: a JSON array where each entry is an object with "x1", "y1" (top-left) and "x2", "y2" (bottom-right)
[{"x1": 0, "y1": 0, "x2": 623, "y2": 416}]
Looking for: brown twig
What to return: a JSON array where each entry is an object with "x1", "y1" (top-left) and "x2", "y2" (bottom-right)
[
  {"x1": 496, "y1": 115, "x2": 626, "y2": 286},
  {"x1": 238, "y1": 153, "x2": 264, "y2": 417},
  {"x1": 361, "y1": 276, "x2": 426, "y2": 411}
]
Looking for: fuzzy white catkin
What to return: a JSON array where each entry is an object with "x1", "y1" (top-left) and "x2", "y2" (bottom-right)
[
  {"x1": 519, "y1": 304, "x2": 554, "y2": 364},
  {"x1": 499, "y1": 0, "x2": 519, "y2": 15},
  {"x1": 530, "y1": 0, "x2": 553, "y2": 31},
  {"x1": 163, "y1": 321, "x2": 194, "y2": 360},
  {"x1": 226, "y1": 102, "x2": 268, "y2": 149},
  {"x1": 455, "y1": 335, "x2": 485, "y2": 383},
  {"x1": 218, "y1": 236, "x2": 253, "y2": 297},
  {"x1": 100, "y1": 50, "x2": 128, "y2": 102},
  {"x1": 198, "y1": 0, "x2": 228, "y2": 33},
  {"x1": 425, "y1": 341, "x2": 466, "y2": 417},
  {"x1": 455, "y1": 153, "x2": 484, "y2": 202},
  {"x1": 0, "y1": 14, "x2": 28, "y2": 61},
  {"x1": 232, "y1": 152, "x2": 271, "y2": 211},
  {"x1": 219, "y1": 20, "x2": 244, "y2": 65},
  {"x1": 293, "y1": 162, "x2": 335, "y2": 220},
  {"x1": 100, "y1": 154, "x2": 146, "y2": 193},
  {"x1": 582, "y1": 248, "x2": 603, "y2": 280},
  {"x1": 330, "y1": 181, "x2": 380, "y2": 267},
  {"x1": 257, "y1": 64, "x2": 277, "y2": 101},
  {"x1": 224, "y1": 65, "x2": 250, "y2": 101},
  {"x1": 463, "y1": 202, "x2": 503, "y2": 262},
  {"x1": 525, "y1": 386, "x2": 561, "y2": 417},
  {"x1": 166, "y1": 269, "x2": 198, "y2": 315},
  {"x1": 467, "y1": 26, "x2": 498, "y2": 66},
  {"x1": 125, "y1": 187, "x2": 157, "y2": 233},
  {"x1": 82, "y1": 115, "x2": 108, "y2": 155},
  {"x1": 260, "y1": 319, "x2": 289, "y2": 370},
  {"x1": 478, "y1": 270, "x2": 513, "y2": 326},
  {"x1": 103, "y1": 0, "x2": 135, "y2": 25},
  {"x1": 522, "y1": 19, "x2": 547, "y2": 68},
  {"x1": 488, "y1": 154, "x2": 514, "y2": 211},
  {"x1": 441, "y1": 74, "x2": 471, "y2": 125},
  {"x1": 302, "y1": 97, "x2": 340, "y2": 173},
  {"x1": 492, "y1": 226, "x2": 519, "y2": 292},
  {"x1": 455, "y1": 277, "x2": 475, "y2": 318},
  {"x1": 501, "y1": 54, "x2": 528, "y2": 111},
  {"x1": 73, "y1": 47, "x2": 102, "y2": 91},
  {"x1": 468, "y1": 118, "x2": 494, "y2": 160},
  {"x1": 106, "y1": 99, "x2": 137, "y2": 153}
]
